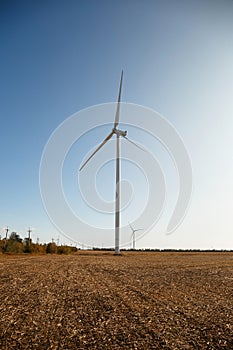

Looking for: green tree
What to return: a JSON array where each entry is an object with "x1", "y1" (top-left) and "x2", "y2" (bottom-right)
[{"x1": 9, "y1": 232, "x2": 22, "y2": 242}]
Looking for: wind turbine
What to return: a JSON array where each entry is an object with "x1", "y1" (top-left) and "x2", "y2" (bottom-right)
[
  {"x1": 79, "y1": 71, "x2": 143, "y2": 255},
  {"x1": 128, "y1": 222, "x2": 143, "y2": 250}
]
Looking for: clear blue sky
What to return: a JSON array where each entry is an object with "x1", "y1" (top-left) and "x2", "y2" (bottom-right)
[{"x1": 1, "y1": 0, "x2": 233, "y2": 249}]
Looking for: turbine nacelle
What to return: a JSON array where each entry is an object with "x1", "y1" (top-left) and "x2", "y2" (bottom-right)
[{"x1": 112, "y1": 128, "x2": 127, "y2": 137}]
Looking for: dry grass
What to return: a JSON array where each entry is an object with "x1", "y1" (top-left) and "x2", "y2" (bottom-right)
[{"x1": 0, "y1": 252, "x2": 232, "y2": 349}]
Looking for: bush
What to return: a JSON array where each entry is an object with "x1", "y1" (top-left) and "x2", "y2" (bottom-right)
[
  {"x1": 46, "y1": 242, "x2": 58, "y2": 254},
  {"x1": 57, "y1": 245, "x2": 72, "y2": 254},
  {"x1": 5, "y1": 240, "x2": 24, "y2": 254}
]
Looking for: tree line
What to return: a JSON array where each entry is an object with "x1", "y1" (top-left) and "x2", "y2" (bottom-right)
[{"x1": 0, "y1": 231, "x2": 78, "y2": 254}]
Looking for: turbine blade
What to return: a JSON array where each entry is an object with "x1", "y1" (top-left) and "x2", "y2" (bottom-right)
[
  {"x1": 79, "y1": 131, "x2": 114, "y2": 171},
  {"x1": 114, "y1": 70, "x2": 123, "y2": 128},
  {"x1": 123, "y1": 136, "x2": 145, "y2": 152},
  {"x1": 128, "y1": 222, "x2": 134, "y2": 231}
]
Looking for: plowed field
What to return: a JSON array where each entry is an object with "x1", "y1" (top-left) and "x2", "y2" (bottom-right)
[{"x1": 0, "y1": 252, "x2": 232, "y2": 349}]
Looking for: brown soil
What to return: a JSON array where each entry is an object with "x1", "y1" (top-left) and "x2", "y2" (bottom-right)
[{"x1": 0, "y1": 252, "x2": 232, "y2": 349}]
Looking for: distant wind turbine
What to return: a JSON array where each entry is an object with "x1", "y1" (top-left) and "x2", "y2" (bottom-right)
[
  {"x1": 128, "y1": 222, "x2": 143, "y2": 250},
  {"x1": 79, "y1": 71, "x2": 144, "y2": 255}
]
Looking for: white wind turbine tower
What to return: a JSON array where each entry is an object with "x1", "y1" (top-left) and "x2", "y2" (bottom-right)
[
  {"x1": 79, "y1": 71, "x2": 143, "y2": 255},
  {"x1": 128, "y1": 222, "x2": 143, "y2": 250}
]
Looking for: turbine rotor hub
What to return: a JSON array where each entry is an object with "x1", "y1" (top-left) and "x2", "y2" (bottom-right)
[{"x1": 112, "y1": 128, "x2": 127, "y2": 137}]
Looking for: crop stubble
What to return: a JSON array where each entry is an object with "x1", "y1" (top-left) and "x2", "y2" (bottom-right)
[{"x1": 0, "y1": 252, "x2": 232, "y2": 349}]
